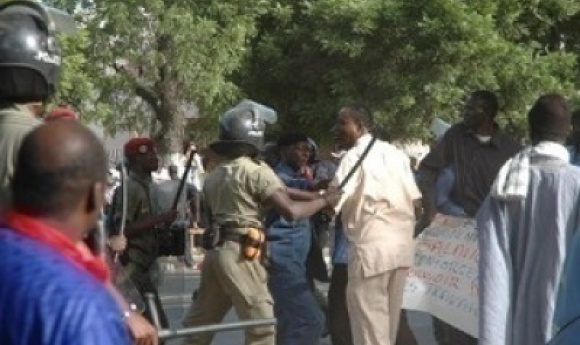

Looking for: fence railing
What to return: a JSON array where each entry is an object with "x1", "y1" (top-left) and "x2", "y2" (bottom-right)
[{"x1": 145, "y1": 293, "x2": 277, "y2": 340}]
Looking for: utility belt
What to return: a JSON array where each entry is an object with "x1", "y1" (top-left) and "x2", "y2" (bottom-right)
[{"x1": 202, "y1": 225, "x2": 267, "y2": 262}]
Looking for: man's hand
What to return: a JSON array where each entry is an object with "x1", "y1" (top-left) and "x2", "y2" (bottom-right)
[
  {"x1": 126, "y1": 312, "x2": 159, "y2": 345},
  {"x1": 321, "y1": 186, "x2": 342, "y2": 208},
  {"x1": 313, "y1": 178, "x2": 331, "y2": 191},
  {"x1": 108, "y1": 235, "x2": 127, "y2": 252}
]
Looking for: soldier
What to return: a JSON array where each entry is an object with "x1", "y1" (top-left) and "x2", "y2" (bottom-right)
[
  {"x1": 110, "y1": 137, "x2": 177, "y2": 330},
  {"x1": 181, "y1": 100, "x2": 341, "y2": 345}
]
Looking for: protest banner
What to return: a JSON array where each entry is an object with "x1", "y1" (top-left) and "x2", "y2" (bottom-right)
[{"x1": 403, "y1": 214, "x2": 479, "y2": 337}]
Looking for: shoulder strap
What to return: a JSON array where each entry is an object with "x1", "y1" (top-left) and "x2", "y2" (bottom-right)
[{"x1": 338, "y1": 136, "x2": 377, "y2": 190}]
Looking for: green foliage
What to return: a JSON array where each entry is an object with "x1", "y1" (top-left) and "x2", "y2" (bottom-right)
[
  {"x1": 49, "y1": 0, "x2": 580, "y2": 146},
  {"x1": 239, "y1": 0, "x2": 580, "y2": 142}
]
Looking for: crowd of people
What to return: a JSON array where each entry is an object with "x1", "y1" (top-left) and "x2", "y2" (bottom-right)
[{"x1": 4, "y1": 2, "x2": 580, "y2": 345}]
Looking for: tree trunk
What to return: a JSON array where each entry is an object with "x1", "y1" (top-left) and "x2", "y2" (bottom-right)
[{"x1": 154, "y1": 77, "x2": 184, "y2": 165}]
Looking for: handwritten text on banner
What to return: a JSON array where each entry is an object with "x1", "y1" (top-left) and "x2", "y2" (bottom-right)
[{"x1": 403, "y1": 214, "x2": 479, "y2": 338}]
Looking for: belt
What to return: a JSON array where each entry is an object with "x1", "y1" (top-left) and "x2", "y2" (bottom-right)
[{"x1": 221, "y1": 233, "x2": 243, "y2": 243}]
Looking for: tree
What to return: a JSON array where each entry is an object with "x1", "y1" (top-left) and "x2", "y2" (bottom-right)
[
  {"x1": 239, "y1": 0, "x2": 580, "y2": 142},
  {"x1": 47, "y1": 0, "x2": 273, "y2": 158}
]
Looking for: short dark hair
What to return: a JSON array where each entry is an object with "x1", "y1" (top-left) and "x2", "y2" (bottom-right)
[
  {"x1": 340, "y1": 104, "x2": 374, "y2": 130},
  {"x1": 528, "y1": 93, "x2": 571, "y2": 143},
  {"x1": 12, "y1": 123, "x2": 108, "y2": 214},
  {"x1": 277, "y1": 132, "x2": 309, "y2": 148},
  {"x1": 471, "y1": 90, "x2": 499, "y2": 118}
]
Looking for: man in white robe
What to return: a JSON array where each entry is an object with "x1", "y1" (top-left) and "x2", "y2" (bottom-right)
[{"x1": 476, "y1": 94, "x2": 580, "y2": 345}]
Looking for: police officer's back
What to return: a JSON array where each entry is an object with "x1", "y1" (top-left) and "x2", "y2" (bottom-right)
[{"x1": 182, "y1": 101, "x2": 341, "y2": 345}]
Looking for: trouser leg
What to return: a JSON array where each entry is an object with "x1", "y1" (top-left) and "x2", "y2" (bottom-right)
[
  {"x1": 347, "y1": 267, "x2": 408, "y2": 345},
  {"x1": 269, "y1": 260, "x2": 324, "y2": 345},
  {"x1": 328, "y1": 264, "x2": 353, "y2": 345},
  {"x1": 182, "y1": 252, "x2": 232, "y2": 345}
]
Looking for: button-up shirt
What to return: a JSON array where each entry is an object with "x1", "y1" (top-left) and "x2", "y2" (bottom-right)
[
  {"x1": 420, "y1": 123, "x2": 521, "y2": 216},
  {"x1": 332, "y1": 134, "x2": 421, "y2": 276}
]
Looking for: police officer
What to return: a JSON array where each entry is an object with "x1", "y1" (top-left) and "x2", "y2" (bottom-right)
[
  {"x1": 110, "y1": 137, "x2": 177, "y2": 330},
  {"x1": 182, "y1": 100, "x2": 341, "y2": 345},
  {"x1": 0, "y1": 0, "x2": 61, "y2": 210}
]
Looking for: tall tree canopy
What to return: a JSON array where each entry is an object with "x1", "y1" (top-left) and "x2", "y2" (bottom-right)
[
  {"x1": 240, "y1": 0, "x2": 580, "y2": 142},
  {"x1": 44, "y1": 0, "x2": 580, "y2": 148}
]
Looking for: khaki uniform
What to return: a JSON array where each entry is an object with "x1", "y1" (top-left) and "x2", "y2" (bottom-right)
[
  {"x1": 182, "y1": 156, "x2": 284, "y2": 345},
  {"x1": 333, "y1": 134, "x2": 421, "y2": 345},
  {"x1": 111, "y1": 172, "x2": 168, "y2": 328},
  {"x1": 0, "y1": 104, "x2": 42, "y2": 210}
]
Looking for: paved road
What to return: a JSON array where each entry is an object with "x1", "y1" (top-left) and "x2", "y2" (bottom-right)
[{"x1": 156, "y1": 265, "x2": 437, "y2": 345}]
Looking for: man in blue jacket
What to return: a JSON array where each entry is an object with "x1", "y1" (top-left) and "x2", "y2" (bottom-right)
[
  {"x1": 0, "y1": 121, "x2": 131, "y2": 345},
  {"x1": 267, "y1": 132, "x2": 325, "y2": 345}
]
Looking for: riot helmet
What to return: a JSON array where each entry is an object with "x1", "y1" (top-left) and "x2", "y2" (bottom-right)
[
  {"x1": 210, "y1": 100, "x2": 277, "y2": 157},
  {"x1": 0, "y1": 1, "x2": 61, "y2": 103}
]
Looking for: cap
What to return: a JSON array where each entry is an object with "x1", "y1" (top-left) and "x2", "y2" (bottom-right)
[{"x1": 124, "y1": 137, "x2": 156, "y2": 157}]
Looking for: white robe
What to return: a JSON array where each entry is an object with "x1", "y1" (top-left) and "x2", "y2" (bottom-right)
[{"x1": 476, "y1": 158, "x2": 580, "y2": 345}]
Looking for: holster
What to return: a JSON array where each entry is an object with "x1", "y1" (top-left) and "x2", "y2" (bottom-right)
[
  {"x1": 201, "y1": 225, "x2": 222, "y2": 250},
  {"x1": 240, "y1": 228, "x2": 266, "y2": 261}
]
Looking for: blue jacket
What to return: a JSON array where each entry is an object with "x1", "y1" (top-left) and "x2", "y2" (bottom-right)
[
  {"x1": 267, "y1": 162, "x2": 313, "y2": 265},
  {"x1": 0, "y1": 227, "x2": 131, "y2": 345}
]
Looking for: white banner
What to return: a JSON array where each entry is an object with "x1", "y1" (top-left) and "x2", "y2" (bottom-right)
[{"x1": 403, "y1": 214, "x2": 479, "y2": 337}]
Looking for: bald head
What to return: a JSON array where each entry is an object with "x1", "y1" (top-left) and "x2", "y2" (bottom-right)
[{"x1": 12, "y1": 121, "x2": 107, "y2": 216}]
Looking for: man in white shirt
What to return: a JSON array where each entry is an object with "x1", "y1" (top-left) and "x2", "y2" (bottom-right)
[{"x1": 331, "y1": 105, "x2": 422, "y2": 345}]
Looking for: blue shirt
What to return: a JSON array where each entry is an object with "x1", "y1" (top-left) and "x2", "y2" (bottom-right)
[
  {"x1": 568, "y1": 146, "x2": 580, "y2": 166},
  {"x1": 435, "y1": 166, "x2": 466, "y2": 217},
  {"x1": 266, "y1": 162, "x2": 313, "y2": 265},
  {"x1": 332, "y1": 217, "x2": 348, "y2": 265},
  {"x1": 0, "y1": 228, "x2": 131, "y2": 345}
]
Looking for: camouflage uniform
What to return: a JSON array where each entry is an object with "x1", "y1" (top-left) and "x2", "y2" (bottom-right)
[{"x1": 111, "y1": 171, "x2": 168, "y2": 328}]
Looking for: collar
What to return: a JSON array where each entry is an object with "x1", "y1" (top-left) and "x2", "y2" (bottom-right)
[
  {"x1": 460, "y1": 122, "x2": 503, "y2": 148},
  {"x1": 355, "y1": 133, "x2": 373, "y2": 148},
  {"x1": 0, "y1": 103, "x2": 41, "y2": 124},
  {"x1": 3, "y1": 211, "x2": 110, "y2": 283},
  {"x1": 275, "y1": 161, "x2": 297, "y2": 174}
]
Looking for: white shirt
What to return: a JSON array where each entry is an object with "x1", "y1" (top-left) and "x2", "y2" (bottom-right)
[{"x1": 332, "y1": 134, "x2": 422, "y2": 276}]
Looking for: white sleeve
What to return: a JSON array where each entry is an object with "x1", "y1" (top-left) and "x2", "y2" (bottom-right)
[{"x1": 331, "y1": 152, "x2": 360, "y2": 213}]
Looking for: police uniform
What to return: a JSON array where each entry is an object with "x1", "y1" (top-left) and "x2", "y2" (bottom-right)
[
  {"x1": 110, "y1": 138, "x2": 169, "y2": 329},
  {"x1": 182, "y1": 156, "x2": 283, "y2": 345},
  {"x1": 182, "y1": 100, "x2": 281, "y2": 345}
]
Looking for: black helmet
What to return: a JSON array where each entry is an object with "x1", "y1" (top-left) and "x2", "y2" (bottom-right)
[
  {"x1": 210, "y1": 100, "x2": 277, "y2": 157},
  {"x1": 0, "y1": 1, "x2": 61, "y2": 103}
]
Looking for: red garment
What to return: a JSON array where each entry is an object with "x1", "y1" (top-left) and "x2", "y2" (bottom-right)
[
  {"x1": 4, "y1": 212, "x2": 110, "y2": 282},
  {"x1": 45, "y1": 107, "x2": 78, "y2": 121}
]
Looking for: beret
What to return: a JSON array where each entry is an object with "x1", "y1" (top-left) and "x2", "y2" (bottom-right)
[{"x1": 124, "y1": 137, "x2": 155, "y2": 157}]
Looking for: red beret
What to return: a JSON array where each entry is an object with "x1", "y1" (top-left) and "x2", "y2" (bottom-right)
[
  {"x1": 45, "y1": 107, "x2": 78, "y2": 122},
  {"x1": 124, "y1": 138, "x2": 156, "y2": 157}
]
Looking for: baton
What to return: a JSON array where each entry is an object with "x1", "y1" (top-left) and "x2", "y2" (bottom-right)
[{"x1": 171, "y1": 149, "x2": 196, "y2": 211}]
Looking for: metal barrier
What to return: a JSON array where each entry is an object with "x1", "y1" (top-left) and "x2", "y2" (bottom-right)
[{"x1": 145, "y1": 293, "x2": 277, "y2": 340}]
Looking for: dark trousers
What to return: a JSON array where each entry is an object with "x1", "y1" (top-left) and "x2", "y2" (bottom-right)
[
  {"x1": 128, "y1": 263, "x2": 170, "y2": 329},
  {"x1": 328, "y1": 264, "x2": 353, "y2": 345},
  {"x1": 433, "y1": 317, "x2": 477, "y2": 345},
  {"x1": 395, "y1": 310, "x2": 418, "y2": 345}
]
